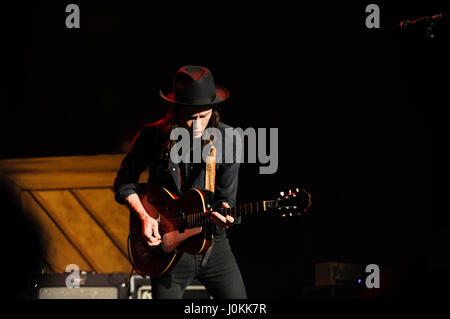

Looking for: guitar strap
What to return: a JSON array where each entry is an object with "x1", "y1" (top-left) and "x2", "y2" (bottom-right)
[
  {"x1": 204, "y1": 143, "x2": 216, "y2": 193},
  {"x1": 201, "y1": 143, "x2": 216, "y2": 267}
]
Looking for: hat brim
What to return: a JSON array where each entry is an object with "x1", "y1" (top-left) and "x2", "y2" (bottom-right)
[{"x1": 159, "y1": 85, "x2": 230, "y2": 106}]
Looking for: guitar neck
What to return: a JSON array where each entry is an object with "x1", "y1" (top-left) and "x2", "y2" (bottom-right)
[
  {"x1": 186, "y1": 200, "x2": 276, "y2": 228},
  {"x1": 221, "y1": 200, "x2": 275, "y2": 218}
]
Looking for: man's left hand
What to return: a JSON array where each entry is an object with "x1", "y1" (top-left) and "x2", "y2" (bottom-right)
[{"x1": 211, "y1": 202, "x2": 235, "y2": 230}]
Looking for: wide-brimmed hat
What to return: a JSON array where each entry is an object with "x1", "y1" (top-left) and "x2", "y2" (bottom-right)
[{"x1": 159, "y1": 65, "x2": 230, "y2": 106}]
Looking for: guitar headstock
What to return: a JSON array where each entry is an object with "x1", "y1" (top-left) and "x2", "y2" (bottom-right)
[{"x1": 267, "y1": 187, "x2": 312, "y2": 218}]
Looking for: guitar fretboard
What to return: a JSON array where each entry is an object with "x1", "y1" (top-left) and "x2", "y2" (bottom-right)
[
  {"x1": 185, "y1": 200, "x2": 275, "y2": 228},
  {"x1": 221, "y1": 201, "x2": 272, "y2": 218}
]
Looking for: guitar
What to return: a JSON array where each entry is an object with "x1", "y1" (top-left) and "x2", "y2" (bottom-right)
[{"x1": 128, "y1": 184, "x2": 311, "y2": 277}]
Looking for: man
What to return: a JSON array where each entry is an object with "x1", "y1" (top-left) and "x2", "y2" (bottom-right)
[{"x1": 113, "y1": 65, "x2": 247, "y2": 299}]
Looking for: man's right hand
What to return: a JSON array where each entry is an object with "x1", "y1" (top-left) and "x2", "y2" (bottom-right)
[
  {"x1": 140, "y1": 212, "x2": 162, "y2": 246},
  {"x1": 126, "y1": 193, "x2": 162, "y2": 246}
]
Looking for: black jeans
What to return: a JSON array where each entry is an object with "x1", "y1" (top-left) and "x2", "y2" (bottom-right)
[{"x1": 151, "y1": 233, "x2": 247, "y2": 299}]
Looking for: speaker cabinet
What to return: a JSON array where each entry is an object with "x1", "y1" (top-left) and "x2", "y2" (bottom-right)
[
  {"x1": 129, "y1": 275, "x2": 211, "y2": 299},
  {"x1": 34, "y1": 272, "x2": 128, "y2": 299}
]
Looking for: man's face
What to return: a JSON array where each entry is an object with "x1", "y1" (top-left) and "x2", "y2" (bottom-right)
[{"x1": 177, "y1": 105, "x2": 213, "y2": 138}]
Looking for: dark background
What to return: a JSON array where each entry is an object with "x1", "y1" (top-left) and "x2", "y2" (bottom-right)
[{"x1": 4, "y1": 0, "x2": 448, "y2": 298}]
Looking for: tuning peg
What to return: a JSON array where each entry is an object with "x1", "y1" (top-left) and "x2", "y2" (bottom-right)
[
  {"x1": 280, "y1": 191, "x2": 285, "y2": 197},
  {"x1": 281, "y1": 213, "x2": 286, "y2": 217},
  {"x1": 296, "y1": 187, "x2": 300, "y2": 192},
  {"x1": 289, "y1": 212, "x2": 293, "y2": 216},
  {"x1": 288, "y1": 189, "x2": 292, "y2": 195},
  {"x1": 296, "y1": 212, "x2": 301, "y2": 216}
]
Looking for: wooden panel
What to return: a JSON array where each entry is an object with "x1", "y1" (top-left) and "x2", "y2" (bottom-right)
[
  {"x1": 0, "y1": 154, "x2": 125, "y2": 172},
  {"x1": 7, "y1": 172, "x2": 118, "y2": 190},
  {"x1": 21, "y1": 191, "x2": 93, "y2": 273},
  {"x1": 32, "y1": 190, "x2": 131, "y2": 273},
  {"x1": 72, "y1": 188, "x2": 130, "y2": 256},
  {"x1": 0, "y1": 154, "x2": 151, "y2": 274},
  {"x1": 0, "y1": 154, "x2": 149, "y2": 190}
]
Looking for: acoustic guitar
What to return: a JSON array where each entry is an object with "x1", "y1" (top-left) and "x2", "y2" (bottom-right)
[{"x1": 128, "y1": 184, "x2": 311, "y2": 277}]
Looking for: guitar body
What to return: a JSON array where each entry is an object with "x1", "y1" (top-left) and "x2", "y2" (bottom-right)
[
  {"x1": 129, "y1": 184, "x2": 214, "y2": 277},
  {"x1": 128, "y1": 183, "x2": 311, "y2": 278}
]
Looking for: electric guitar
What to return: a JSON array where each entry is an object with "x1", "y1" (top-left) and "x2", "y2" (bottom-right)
[{"x1": 128, "y1": 184, "x2": 311, "y2": 277}]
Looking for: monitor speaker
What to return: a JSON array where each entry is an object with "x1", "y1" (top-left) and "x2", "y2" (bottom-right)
[
  {"x1": 315, "y1": 262, "x2": 363, "y2": 286},
  {"x1": 34, "y1": 272, "x2": 128, "y2": 299},
  {"x1": 129, "y1": 275, "x2": 211, "y2": 299}
]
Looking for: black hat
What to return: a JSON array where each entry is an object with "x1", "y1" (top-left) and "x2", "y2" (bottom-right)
[{"x1": 159, "y1": 65, "x2": 230, "y2": 106}]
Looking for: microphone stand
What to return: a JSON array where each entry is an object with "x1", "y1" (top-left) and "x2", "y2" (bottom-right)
[{"x1": 399, "y1": 13, "x2": 446, "y2": 39}]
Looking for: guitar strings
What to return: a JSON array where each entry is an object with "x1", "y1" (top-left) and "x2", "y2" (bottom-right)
[
  {"x1": 150, "y1": 205, "x2": 252, "y2": 225},
  {"x1": 146, "y1": 208, "x2": 240, "y2": 228},
  {"x1": 139, "y1": 191, "x2": 303, "y2": 227},
  {"x1": 145, "y1": 200, "x2": 276, "y2": 227},
  {"x1": 136, "y1": 194, "x2": 306, "y2": 234}
]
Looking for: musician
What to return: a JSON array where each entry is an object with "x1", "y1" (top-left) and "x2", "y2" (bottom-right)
[{"x1": 113, "y1": 65, "x2": 247, "y2": 299}]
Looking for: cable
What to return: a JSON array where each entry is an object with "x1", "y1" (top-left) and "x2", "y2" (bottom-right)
[{"x1": 127, "y1": 234, "x2": 136, "y2": 298}]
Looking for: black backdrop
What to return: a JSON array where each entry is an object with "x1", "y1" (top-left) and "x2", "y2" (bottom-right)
[{"x1": 4, "y1": 0, "x2": 448, "y2": 298}]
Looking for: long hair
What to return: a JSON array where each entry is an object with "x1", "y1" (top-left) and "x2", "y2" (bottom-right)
[{"x1": 155, "y1": 103, "x2": 220, "y2": 159}]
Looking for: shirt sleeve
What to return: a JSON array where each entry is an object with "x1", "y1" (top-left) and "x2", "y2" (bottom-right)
[
  {"x1": 213, "y1": 162, "x2": 240, "y2": 209},
  {"x1": 113, "y1": 127, "x2": 151, "y2": 204},
  {"x1": 213, "y1": 161, "x2": 241, "y2": 225},
  {"x1": 212, "y1": 126, "x2": 241, "y2": 223}
]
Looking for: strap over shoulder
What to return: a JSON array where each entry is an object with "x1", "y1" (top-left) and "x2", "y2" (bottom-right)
[{"x1": 205, "y1": 143, "x2": 216, "y2": 193}]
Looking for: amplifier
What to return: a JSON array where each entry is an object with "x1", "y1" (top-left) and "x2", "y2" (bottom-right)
[
  {"x1": 130, "y1": 275, "x2": 211, "y2": 299},
  {"x1": 34, "y1": 272, "x2": 128, "y2": 299},
  {"x1": 315, "y1": 262, "x2": 363, "y2": 286}
]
